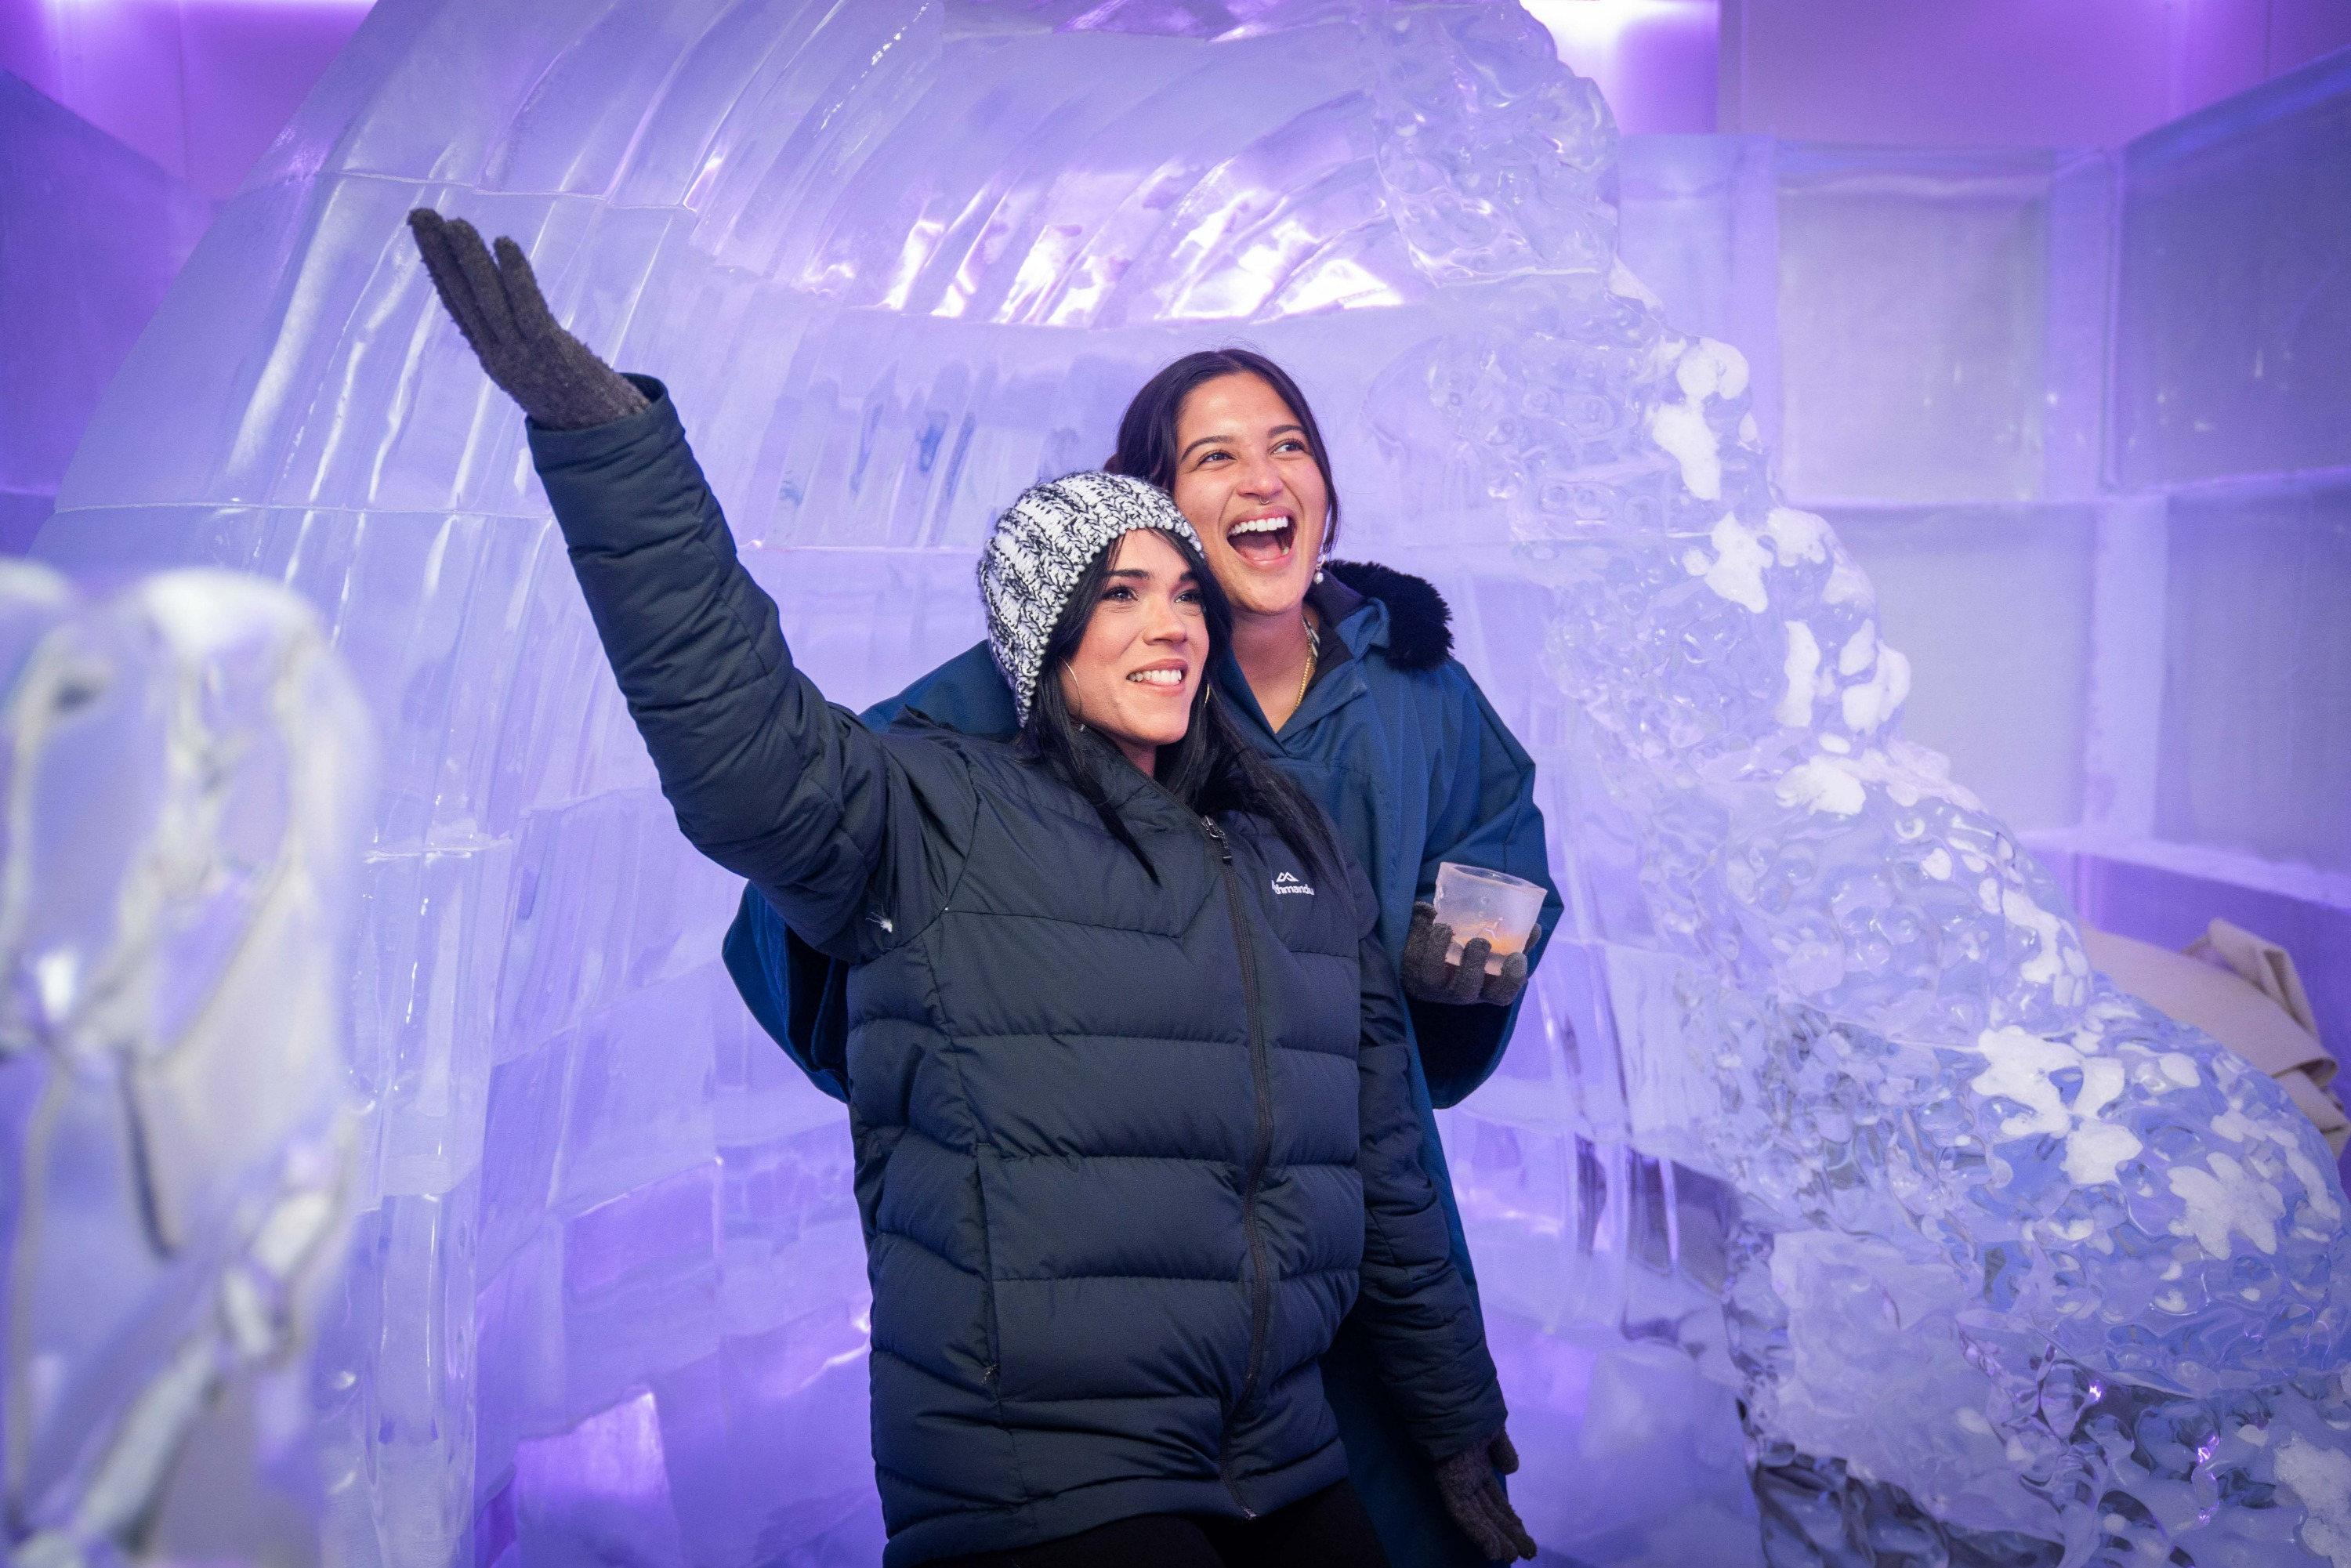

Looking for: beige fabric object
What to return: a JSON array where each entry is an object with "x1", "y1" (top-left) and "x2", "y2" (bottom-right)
[
  {"x1": 2187, "y1": 918, "x2": 2324, "y2": 1048},
  {"x1": 2083, "y1": 922, "x2": 2346, "y2": 1156}
]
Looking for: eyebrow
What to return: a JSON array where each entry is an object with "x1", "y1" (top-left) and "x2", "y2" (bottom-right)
[
  {"x1": 1103, "y1": 567, "x2": 1199, "y2": 585},
  {"x1": 1179, "y1": 422, "x2": 1307, "y2": 461}
]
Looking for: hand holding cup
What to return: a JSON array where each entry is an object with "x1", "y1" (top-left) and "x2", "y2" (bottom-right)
[{"x1": 1402, "y1": 863, "x2": 1542, "y2": 1006}]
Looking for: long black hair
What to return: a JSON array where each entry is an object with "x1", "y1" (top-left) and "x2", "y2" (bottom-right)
[
  {"x1": 1106, "y1": 348, "x2": 1342, "y2": 549},
  {"x1": 1020, "y1": 527, "x2": 1336, "y2": 881}
]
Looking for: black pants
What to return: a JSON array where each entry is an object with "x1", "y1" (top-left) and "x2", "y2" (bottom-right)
[{"x1": 929, "y1": 1480, "x2": 1393, "y2": 1568}]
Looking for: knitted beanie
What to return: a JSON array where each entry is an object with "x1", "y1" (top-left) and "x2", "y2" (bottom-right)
[{"x1": 978, "y1": 472, "x2": 1202, "y2": 724}]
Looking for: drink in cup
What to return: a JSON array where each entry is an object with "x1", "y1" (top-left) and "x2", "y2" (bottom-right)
[{"x1": 1432, "y1": 862, "x2": 1545, "y2": 975}]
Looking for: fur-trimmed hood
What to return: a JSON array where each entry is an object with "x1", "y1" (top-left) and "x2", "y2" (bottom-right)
[{"x1": 1321, "y1": 559, "x2": 1453, "y2": 672}]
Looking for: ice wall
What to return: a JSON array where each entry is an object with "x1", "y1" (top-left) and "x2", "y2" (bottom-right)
[
  {"x1": 28, "y1": 2, "x2": 2351, "y2": 1566},
  {"x1": 2114, "y1": 49, "x2": 2351, "y2": 886},
  {"x1": 1607, "y1": 78, "x2": 2351, "y2": 1063}
]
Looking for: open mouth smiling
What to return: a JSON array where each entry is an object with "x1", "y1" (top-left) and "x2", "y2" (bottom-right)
[{"x1": 1226, "y1": 513, "x2": 1295, "y2": 567}]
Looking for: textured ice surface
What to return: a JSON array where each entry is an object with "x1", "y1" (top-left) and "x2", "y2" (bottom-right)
[
  {"x1": 31, "y1": 2, "x2": 2351, "y2": 1566},
  {"x1": 1432, "y1": 276, "x2": 2351, "y2": 1561},
  {"x1": 0, "y1": 564, "x2": 371, "y2": 1566}
]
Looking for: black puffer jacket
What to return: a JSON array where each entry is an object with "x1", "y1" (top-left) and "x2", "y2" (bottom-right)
[{"x1": 530, "y1": 384, "x2": 1508, "y2": 1566}]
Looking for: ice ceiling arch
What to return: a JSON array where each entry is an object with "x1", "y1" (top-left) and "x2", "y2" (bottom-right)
[{"x1": 35, "y1": 2, "x2": 2351, "y2": 1565}]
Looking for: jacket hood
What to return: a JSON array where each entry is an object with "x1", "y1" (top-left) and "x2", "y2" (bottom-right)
[{"x1": 1322, "y1": 560, "x2": 1453, "y2": 672}]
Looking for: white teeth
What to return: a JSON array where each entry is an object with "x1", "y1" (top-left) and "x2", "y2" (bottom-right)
[
  {"x1": 1127, "y1": 668, "x2": 1184, "y2": 685},
  {"x1": 1230, "y1": 517, "x2": 1291, "y2": 536}
]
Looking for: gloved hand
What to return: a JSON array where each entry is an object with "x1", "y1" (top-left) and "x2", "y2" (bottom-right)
[
  {"x1": 1435, "y1": 1426, "x2": 1538, "y2": 1562},
  {"x1": 1402, "y1": 901, "x2": 1529, "y2": 1006},
  {"x1": 406, "y1": 208, "x2": 650, "y2": 431}
]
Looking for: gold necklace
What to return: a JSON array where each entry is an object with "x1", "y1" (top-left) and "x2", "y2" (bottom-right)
[{"x1": 1293, "y1": 615, "x2": 1320, "y2": 713}]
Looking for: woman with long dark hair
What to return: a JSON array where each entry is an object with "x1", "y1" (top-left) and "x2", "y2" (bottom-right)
[
  {"x1": 408, "y1": 212, "x2": 1538, "y2": 1568},
  {"x1": 737, "y1": 349, "x2": 1560, "y2": 1566}
]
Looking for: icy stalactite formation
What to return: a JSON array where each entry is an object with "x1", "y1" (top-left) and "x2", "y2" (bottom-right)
[
  {"x1": 1355, "y1": 9, "x2": 2351, "y2": 1566},
  {"x1": 29, "y1": 2, "x2": 2351, "y2": 1565},
  {"x1": 0, "y1": 566, "x2": 371, "y2": 1566}
]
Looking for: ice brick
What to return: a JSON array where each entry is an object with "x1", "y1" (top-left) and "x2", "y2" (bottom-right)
[
  {"x1": 1828, "y1": 503, "x2": 2096, "y2": 833},
  {"x1": 2112, "y1": 49, "x2": 2351, "y2": 487},
  {"x1": 2155, "y1": 477, "x2": 2351, "y2": 876},
  {"x1": 1774, "y1": 146, "x2": 2059, "y2": 505}
]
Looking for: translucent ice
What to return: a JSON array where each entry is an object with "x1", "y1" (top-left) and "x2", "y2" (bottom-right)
[
  {"x1": 0, "y1": 564, "x2": 371, "y2": 1566},
  {"x1": 1367, "y1": 26, "x2": 2351, "y2": 1567},
  {"x1": 31, "y1": 2, "x2": 2351, "y2": 1566}
]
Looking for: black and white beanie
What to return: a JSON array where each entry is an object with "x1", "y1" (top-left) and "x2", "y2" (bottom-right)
[{"x1": 978, "y1": 471, "x2": 1202, "y2": 725}]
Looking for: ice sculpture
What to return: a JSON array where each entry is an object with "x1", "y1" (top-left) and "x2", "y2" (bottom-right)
[
  {"x1": 29, "y1": 2, "x2": 2351, "y2": 1566},
  {"x1": 1371, "y1": 49, "x2": 2351, "y2": 1568},
  {"x1": 0, "y1": 564, "x2": 371, "y2": 1566}
]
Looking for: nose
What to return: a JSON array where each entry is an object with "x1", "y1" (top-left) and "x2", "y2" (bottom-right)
[
  {"x1": 1142, "y1": 590, "x2": 1192, "y2": 646},
  {"x1": 1234, "y1": 445, "x2": 1284, "y2": 501}
]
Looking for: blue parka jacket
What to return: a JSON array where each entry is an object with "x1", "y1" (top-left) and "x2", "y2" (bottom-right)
[
  {"x1": 531, "y1": 385, "x2": 1509, "y2": 1566},
  {"x1": 730, "y1": 561, "x2": 1561, "y2": 1566}
]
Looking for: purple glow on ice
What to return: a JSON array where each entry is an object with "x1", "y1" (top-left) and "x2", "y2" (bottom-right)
[
  {"x1": 2, "y1": 2, "x2": 2347, "y2": 1564},
  {"x1": 0, "y1": 69, "x2": 209, "y2": 549}
]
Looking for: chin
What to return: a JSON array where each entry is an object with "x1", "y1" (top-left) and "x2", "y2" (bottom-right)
[
  {"x1": 1130, "y1": 713, "x2": 1190, "y2": 747},
  {"x1": 1233, "y1": 577, "x2": 1306, "y2": 612}
]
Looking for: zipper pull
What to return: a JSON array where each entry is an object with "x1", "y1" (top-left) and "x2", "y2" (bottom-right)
[{"x1": 1201, "y1": 815, "x2": 1232, "y2": 863}]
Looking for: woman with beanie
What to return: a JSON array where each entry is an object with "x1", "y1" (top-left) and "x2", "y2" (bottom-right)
[
  {"x1": 407, "y1": 212, "x2": 1536, "y2": 1568},
  {"x1": 735, "y1": 352, "x2": 1560, "y2": 1565}
]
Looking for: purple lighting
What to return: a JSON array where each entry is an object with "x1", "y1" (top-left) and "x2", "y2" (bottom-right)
[
  {"x1": 1527, "y1": 0, "x2": 1719, "y2": 133},
  {"x1": 0, "y1": 0, "x2": 375, "y2": 197},
  {"x1": 2, "y1": 2, "x2": 2348, "y2": 1566},
  {"x1": 0, "y1": 67, "x2": 209, "y2": 549}
]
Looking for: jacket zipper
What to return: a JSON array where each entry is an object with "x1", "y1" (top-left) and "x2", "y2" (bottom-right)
[{"x1": 1203, "y1": 815, "x2": 1273, "y2": 1519}]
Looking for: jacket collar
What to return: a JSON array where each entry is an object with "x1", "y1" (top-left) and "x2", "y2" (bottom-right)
[
  {"x1": 1311, "y1": 572, "x2": 1388, "y2": 663},
  {"x1": 1212, "y1": 581, "x2": 1381, "y2": 746},
  {"x1": 1071, "y1": 733, "x2": 1202, "y2": 831}
]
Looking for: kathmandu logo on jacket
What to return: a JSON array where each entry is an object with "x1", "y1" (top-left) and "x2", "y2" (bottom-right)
[{"x1": 1270, "y1": 871, "x2": 1314, "y2": 896}]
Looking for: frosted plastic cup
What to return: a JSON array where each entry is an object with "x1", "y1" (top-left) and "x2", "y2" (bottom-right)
[{"x1": 1433, "y1": 862, "x2": 1545, "y2": 975}]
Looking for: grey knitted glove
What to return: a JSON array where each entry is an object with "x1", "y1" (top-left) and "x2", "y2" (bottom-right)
[
  {"x1": 1402, "y1": 901, "x2": 1530, "y2": 1006},
  {"x1": 406, "y1": 208, "x2": 649, "y2": 431},
  {"x1": 1435, "y1": 1427, "x2": 1538, "y2": 1562}
]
